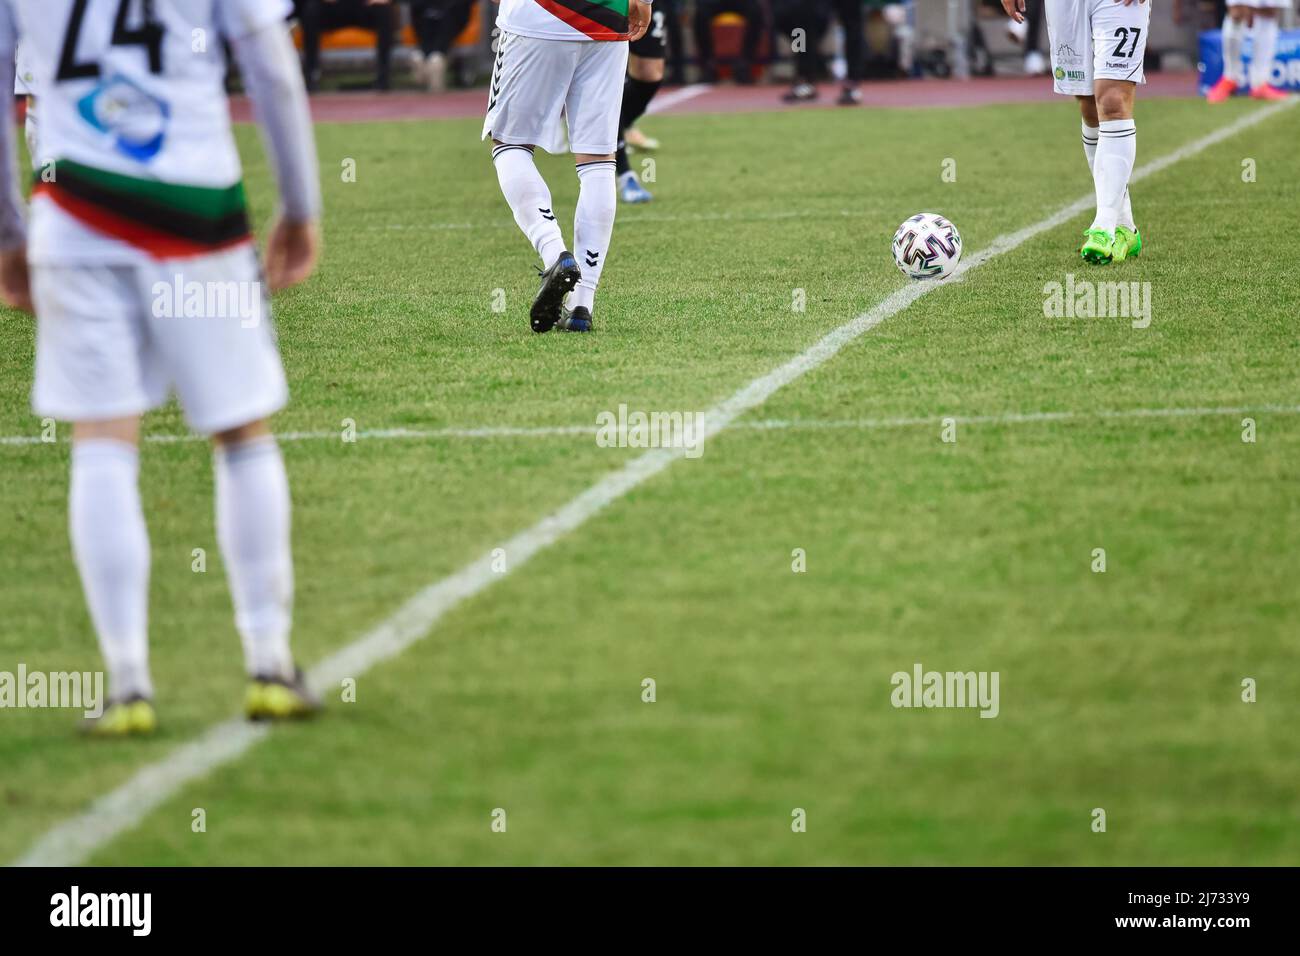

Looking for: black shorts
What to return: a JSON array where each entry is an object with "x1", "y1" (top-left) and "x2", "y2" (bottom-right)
[{"x1": 629, "y1": 6, "x2": 669, "y2": 59}]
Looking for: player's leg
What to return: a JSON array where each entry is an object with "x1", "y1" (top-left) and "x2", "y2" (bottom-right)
[
  {"x1": 1083, "y1": 78, "x2": 1139, "y2": 262},
  {"x1": 144, "y1": 246, "x2": 316, "y2": 719},
  {"x1": 1080, "y1": 0, "x2": 1147, "y2": 264},
  {"x1": 1046, "y1": 0, "x2": 1117, "y2": 260},
  {"x1": 834, "y1": 0, "x2": 865, "y2": 105},
  {"x1": 694, "y1": 0, "x2": 720, "y2": 83},
  {"x1": 776, "y1": 0, "x2": 828, "y2": 103},
  {"x1": 565, "y1": 150, "x2": 617, "y2": 332},
  {"x1": 482, "y1": 32, "x2": 582, "y2": 332},
  {"x1": 1023, "y1": 0, "x2": 1048, "y2": 76},
  {"x1": 210, "y1": 417, "x2": 318, "y2": 719},
  {"x1": 736, "y1": 0, "x2": 766, "y2": 84},
  {"x1": 1248, "y1": 6, "x2": 1289, "y2": 100},
  {"x1": 622, "y1": 8, "x2": 668, "y2": 154},
  {"x1": 492, "y1": 141, "x2": 568, "y2": 271},
  {"x1": 617, "y1": 52, "x2": 665, "y2": 204},
  {"x1": 30, "y1": 264, "x2": 160, "y2": 735},
  {"x1": 1209, "y1": 5, "x2": 1252, "y2": 101},
  {"x1": 661, "y1": 0, "x2": 688, "y2": 86},
  {"x1": 562, "y1": 40, "x2": 631, "y2": 332},
  {"x1": 68, "y1": 416, "x2": 158, "y2": 735},
  {"x1": 296, "y1": 0, "x2": 324, "y2": 92},
  {"x1": 1077, "y1": 94, "x2": 1138, "y2": 257}
]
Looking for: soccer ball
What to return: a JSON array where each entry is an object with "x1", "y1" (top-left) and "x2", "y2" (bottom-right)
[{"x1": 891, "y1": 213, "x2": 963, "y2": 280}]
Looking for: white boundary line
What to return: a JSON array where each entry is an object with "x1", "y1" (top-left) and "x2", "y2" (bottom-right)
[
  {"x1": 3, "y1": 404, "x2": 1297, "y2": 449},
  {"x1": 11, "y1": 100, "x2": 1294, "y2": 867},
  {"x1": 646, "y1": 83, "x2": 712, "y2": 115},
  {"x1": 373, "y1": 208, "x2": 822, "y2": 232}
]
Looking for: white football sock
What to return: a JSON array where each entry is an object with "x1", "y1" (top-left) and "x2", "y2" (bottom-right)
[
  {"x1": 571, "y1": 160, "x2": 617, "y2": 313},
  {"x1": 69, "y1": 439, "x2": 152, "y2": 701},
  {"x1": 1222, "y1": 16, "x2": 1246, "y2": 85},
  {"x1": 1250, "y1": 17, "x2": 1279, "y2": 89},
  {"x1": 1090, "y1": 119, "x2": 1136, "y2": 234},
  {"x1": 215, "y1": 436, "x2": 294, "y2": 680},
  {"x1": 492, "y1": 144, "x2": 566, "y2": 269},
  {"x1": 1083, "y1": 121, "x2": 1135, "y2": 231}
]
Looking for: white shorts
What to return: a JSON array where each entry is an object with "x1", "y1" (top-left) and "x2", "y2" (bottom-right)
[
  {"x1": 1046, "y1": 0, "x2": 1150, "y2": 96},
  {"x1": 482, "y1": 31, "x2": 629, "y2": 155},
  {"x1": 31, "y1": 244, "x2": 288, "y2": 434}
]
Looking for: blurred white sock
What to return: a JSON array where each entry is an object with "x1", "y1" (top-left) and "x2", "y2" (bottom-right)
[
  {"x1": 216, "y1": 436, "x2": 294, "y2": 680},
  {"x1": 1250, "y1": 17, "x2": 1279, "y2": 89},
  {"x1": 70, "y1": 439, "x2": 152, "y2": 701},
  {"x1": 1222, "y1": 16, "x2": 1246, "y2": 85}
]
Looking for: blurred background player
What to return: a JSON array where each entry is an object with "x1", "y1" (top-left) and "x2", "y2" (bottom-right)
[
  {"x1": 1009, "y1": 0, "x2": 1147, "y2": 265},
  {"x1": 0, "y1": 0, "x2": 323, "y2": 734},
  {"x1": 296, "y1": 0, "x2": 397, "y2": 91},
  {"x1": 618, "y1": 0, "x2": 673, "y2": 203},
  {"x1": 410, "y1": 0, "x2": 475, "y2": 92},
  {"x1": 1006, "y1": 0, "x2": 1048, "y2": 75},
  {"x1": 775, "y1": 0, "x2": 866, "y2": 105},
  {"x1": 1205, "y1": 0, "x2": 1292, "y2": 101},
  {"x1": 484, "y1": 0, "x2": 651, "y2": 334}
]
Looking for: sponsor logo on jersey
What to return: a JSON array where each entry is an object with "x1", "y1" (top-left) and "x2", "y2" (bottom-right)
[
  {"x1": 76, "y1": 75, "x2": 170, "y2": 163},
  {"x1": 1055, "y1": 43, "x2": 1083, "y2": 67}
]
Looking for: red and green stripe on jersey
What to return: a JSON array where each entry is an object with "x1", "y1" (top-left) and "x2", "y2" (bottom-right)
[
  {"x1": 535, "y1": 0, "x2": 630, "y2": 40},
  {"x1": 34, "y1": 159, "x2": 253, "y2": 259}
]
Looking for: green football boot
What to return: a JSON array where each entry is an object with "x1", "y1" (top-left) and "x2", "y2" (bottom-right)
[
  {"x1": 81, "y1": 696, "x2": 157, "y2": 737},
  {"x1": 1080, "y1": 228, "x2": 1115, "y2": 265},
  {"x1": 1111, "y1": 225, "x2": 1142, "y2": 262},
  {"x1": 245, "y1": 667, "x2": 322, "y2": 722}
]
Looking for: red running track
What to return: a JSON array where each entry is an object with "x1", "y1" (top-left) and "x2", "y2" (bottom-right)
[{"x1": 229, "y1": 70, "x2": 1200, "y2": 124}]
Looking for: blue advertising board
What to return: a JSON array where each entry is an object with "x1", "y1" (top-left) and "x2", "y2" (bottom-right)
[{"x1": 1198, "y1": 28, "x2": 1300, "y2": 94}]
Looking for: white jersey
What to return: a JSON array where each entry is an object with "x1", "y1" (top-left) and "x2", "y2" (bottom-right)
[
  {"x1": 496, "y1": 0, "x2": 631, "y2": 43},
  {"x1": 0, "y1": 0, "x2": 290, "y2": 264}
]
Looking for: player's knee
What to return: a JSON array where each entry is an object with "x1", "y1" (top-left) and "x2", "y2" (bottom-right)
[
  {"x1": 73, "y1": 417, "x2": 141, "y2": 446},
  {"x1": 1094, "y1": 87, "x2": 1132, "y2": 121},
  {"x1": 213, "y1": 419, "x2": 272, "y2": 447}
]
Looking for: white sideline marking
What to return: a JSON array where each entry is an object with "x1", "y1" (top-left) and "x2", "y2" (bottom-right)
[
  {"x1": 375, "y1": 208, "x2": 822, "y2": 232},
  {"x1": 11, "y1": 100, "x2": 1294, "y2": 868},
  {"x1": 3, "y1": 404, "x2": 1295, "y2": 449},
  {"x1": 646, "y1": 83, "x2": 712, "y2": 114}
]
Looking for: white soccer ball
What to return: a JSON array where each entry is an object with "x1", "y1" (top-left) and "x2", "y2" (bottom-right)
[{"x1": 891, "y1": 213, "x2": 963, "y2": 280}]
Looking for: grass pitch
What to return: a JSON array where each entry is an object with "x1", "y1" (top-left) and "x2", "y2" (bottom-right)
[{"x1": 1, "y1": 96, "x2": 1298, "y2": 865}]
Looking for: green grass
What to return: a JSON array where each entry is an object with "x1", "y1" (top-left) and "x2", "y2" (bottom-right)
[{"x1": 1, "y1": 97, "x2": 1298, "y2": 865}]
